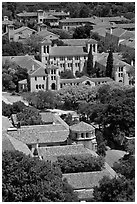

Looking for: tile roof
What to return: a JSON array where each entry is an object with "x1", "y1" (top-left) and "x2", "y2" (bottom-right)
[
  {"x1": 120, "y1": 38, "x2": 135, "y2": 49},
  {"x1": 70, "y1": 121, "x2": 95, "y2": 132},
  {"x1": 40, "y1": 112, "x2": 54, "y2": 123},
  {"x1": 2, "y1": 132, "x2": 32, "y2": 156},
  {"x1": 2, "y1": 116, "x2": 13, "y2": 131},
  {"x1": 62, "y1": 169, "x2": 115, "y2": 190},
  {"x1": 39, "y1": 144, "x2": 92, "y2": 161},
  {"x1": 13, "y1": 26, "x2": 36, "y2": 34},
  {"x1": 119, "y1": 30, "x2": 135, "y2": 40},
  {"x1": 7, "y1": 123, "x2": 69, "y2": 145},
  {"x1": 91, "y1": 27, "x2": 108, "y2": 37},
  {"x1": 60, "y1": 17, "x2": 103, "y2": 25},
  {"x1": 116, "y1": 23, "x2": 135, "y2": 29},
  {"x1": 37, "y1": 30, "x2": 59, "y2": 39},
  {"x1": 100, "y1": 16, "x2": 129, "y2": 22},
  {"x1": 2, "y1": 20, "x2": 13, "y2": 25},
  {"x1": 16, "y1": 12, "x2": 37, "y2": 17},
  {"x1": 105, "y1": 149, "x2": 126, "y2": 167},
  {"x1": 18, "y1": 79, "x2": 27, "y2": 84},
  {"x1": 30, "y1": 67, "x2": 48, "y2": 77},
  {"x1": 50, "y1": 46, "x2": 88, "y2": 57},
  {"x1": 60, "y1": 76, "x2": 113, "y2": 84},
  {"x1": 62, "y1": 38, "x2": 97, "y2": 46},
  {"x1": 108, "y1": 28, "x2": 126, "y2": 37},
  {"x1": 45, "y1": 15, "x2": 58, "y2": 20}
]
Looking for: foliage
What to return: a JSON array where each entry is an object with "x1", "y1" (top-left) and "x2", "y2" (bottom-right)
[
  {"x1": 73, "y1": 25, "x2": 93, "y2": 39},
  {"x1": 113, "y1": 154, "x2": 135, "y2": 180},
  {"x1": 2, "y1": 60, "x2": 28, "y2": 92},
  {"x1": 75, "y1": 71, "x2": 85, "y2": 78},
  {"x1": 49, "y1": 28, "x2": 72, "y2": 39},
  {"x1": 2, "y1": 101, "x2": 13, "y2": 117},
  {"x1": 25, "y1": 34, "x2": 43, "y2": 53},
  {"x1": 22, "y1": 90, "x2": 61, "y2": 110},
  {"x1": 106, "y1": 48, "x2": 113, "y2": 78},
  {"x1": 86, "y1": 45, "x2": 94, "y2": 77},
  {"x1": 57, "y1": 84, "x2": 98, "y2": 110},
  {"x1": 57, "y1": 154, "x2": 105, "y2": 173},
  {"x1": 2, "y1": 40, "x2": 30, "y2": 56},
  {"x1": 61, "y1": 113, "x2": 79, "y2": 126},
  {"x1": 16, "y1": 107, "x2": 43, "y2": 126},
  {"x1": 60, "y1": 69, "x2": 75, "y2": 79},
  {"x1": 2, "y1": 151, "x2": 78, "y2": 202},
  {"x1": 93, "y1": 176, "x2": 135, "y2": 202}
]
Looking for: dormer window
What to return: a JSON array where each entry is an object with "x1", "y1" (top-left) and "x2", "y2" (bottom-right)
[{"x1": 35, "y1": 77, "x2": 37, "y2": 81}]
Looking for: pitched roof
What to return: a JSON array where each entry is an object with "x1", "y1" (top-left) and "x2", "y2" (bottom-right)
[
  {"x1": 60, "y1": 17, "x2": 103, "y2": 25},
  {"x1": 45, "y1": 15, "x2": 58, "y2": 20},
  {"x1": 70, "y1": 121, "x2": 95, "y2": 132},
  {"x1": 100, "y1": 16, "x2": 129, "y2": 22},
  {"x1": 7, "y1": 122, "x2": 69, "y2": 145},
  {"x1": 91, "y1": 27, "x2": 108, "y2": 37},
  {"x1": 60, "y1": 76, "x2": 113, "y2": 84},
  {"x1": 105, "y1": 149, "x2": 126, "y2": 167},
  {"x1": 116, "y1": 23, "x2": 135, "y2": 29},
  {"x1": 2, "y1": 116, "x2": 13, "y2": 131},
  {"x1": 62, "y1": 38, "x2": 97, "y2": 46},
  {"x1": 120, "y1": 38, "x2": 135, "y2": 49},
  {"x1": 62, "y1": 169, "x2": 115, "y2": 190},
  {"x1": 39, "y1": 144, "x2": 93, "y2": 161},
  {"x1": 2, "y1": 20, "x2": 13, "y2": 25},
  {"x1": 50, "y1": 46, "x2": 88, "y2": 57},
  {"x1": 17, "y1": 12, "x2": 37, "y2": 17},
  {"x1": 30, "y1": 67, "x2": 48, "y2": 77},
  {"x1": 37, "y1": 30, "x2": 59, "y2": 39},
  {"x1": 40, "y1": 112, "x2": 54, "y2": 123},
  {"x1": 2, "y1": 132, "x2": 32, "y2": 156},
  {"x1": 119, "y1": 30, "x2": 135, "y2": 40},
  {"x1": 13, "y1": 26, "x2": 36, "y2": 34},
  {"x1": 107, "y1": 28, "x2": 126, "y2": 37}
]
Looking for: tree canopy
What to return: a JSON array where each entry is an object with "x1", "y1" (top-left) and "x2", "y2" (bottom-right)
[{"x1": 2, "y1": 151, "x2": 78, "y2": 202}]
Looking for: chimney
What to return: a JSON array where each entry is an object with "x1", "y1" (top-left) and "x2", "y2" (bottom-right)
[
  {"x1": 110, "y1": 27, "x2": 113, "y2": 35},
  {"x1": 8, "y1": 24, "x2": 14, "y2": 41},
  {"x1": 32, "y1": 64, "x2": 35, "y2": 71},
  {"x1": 4, "y1": 16, "x2": 8, "y2": 21}
]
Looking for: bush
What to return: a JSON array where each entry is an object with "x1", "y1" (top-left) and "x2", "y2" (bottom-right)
[{"x1": 57, "y1": 154, "x2": 105, "y2": 173}]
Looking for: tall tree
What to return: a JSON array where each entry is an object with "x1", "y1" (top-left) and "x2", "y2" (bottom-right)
[
  {"x1": 106, "y1": 48, "x2": 113, "y2": 78},
  {"x1": 86, "y1": 45, "x2": 94, "y2": 77}
]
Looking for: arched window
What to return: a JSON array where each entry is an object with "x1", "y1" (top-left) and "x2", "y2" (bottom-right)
[{"x1": 51, "y1": 83, "x2": 56, "y2": 90}]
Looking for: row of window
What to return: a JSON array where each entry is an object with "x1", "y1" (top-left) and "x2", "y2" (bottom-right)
[
  {"x1": 35, "y1": 76, "x2": 46, "y2": 81},
  {"x1": 36, "y1": 84, "x2": 45, "y2": 89},
  {"x1": 60, "y1": 82, "x2": 80, "y2": 88},
  {"x1": 49, "y1": 56, "x2": 85, "y2": 61}
]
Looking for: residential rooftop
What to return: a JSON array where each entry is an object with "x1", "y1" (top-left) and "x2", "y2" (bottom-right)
[{"x1": 62, "y1": 38, "x2": 97, "y2": 46}]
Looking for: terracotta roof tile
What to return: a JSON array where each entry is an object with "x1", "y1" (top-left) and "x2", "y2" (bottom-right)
[
  {"x1": 62, "y1": 38, "x2": 97, "y2": 46},
  {"x1": 50, "y1": 46, "x2": 88, "y2": 57},
  {"x1": 70, "y1": 121, "x2": 95, "y2": 132},
  {"x1": 2, "y1": 132, "x2": 32, "y2": 156}
]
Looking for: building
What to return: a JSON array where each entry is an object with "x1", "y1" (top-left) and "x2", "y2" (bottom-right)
[
  {"x1": 7, "y1": 25, "x2": 37, "y2": 42},
  {"x1": 2, "y1": 16, "x2": 13, "y2": 33},
  {"x1": 95, "y1": 52, "x2": 135, "y2": 85},
  {"x1": 40, "y1": 38, "x2": 98, "y2": 75}
]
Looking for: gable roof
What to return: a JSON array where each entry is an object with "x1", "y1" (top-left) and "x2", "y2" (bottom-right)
[
  {"x1": 62, "y1": 38, "x2": 97, "y2": 46},
  {"x1": 37, "y1": 30, "x2": 59, "y2": 39},
  {"x1": 2, "y1": 116, "x2": 13, "y2": 131},
  {"x1": 116, "y1": 23, "x2": 135, "y2": 30},
  {"x1": 107, "y1": 28, "x2": 126, "y2": 37},
  {"x1": 13, "y1": 26, "x2": 36, "y2": 34},
  {"x1": 40, "y1": 112, "x2": 54, "y2": 123},
  {"x1": 17, "y1": 12, "x2": 37, "y2": 17},
  {"x1": 62, "y1": 169, "x2": 115, "y2": 190},
  {"x1": 70, "y1": 121, "x2": 95, "y2": 132},
  {"x1": 30, "y1": 67, "x2": 48, "y2": 77},
  {"x1": 39, "y1": 144, "x2": 93, "y2": 161},
  {"x1": 91, "y1": 27, "x2": 108, "y2": 37},
  {"x1": 2, "y1": 132, "x2": 32, "y2": 156},
  {"x1": 50, "y1": 46, "x2": 88, "y2": 57},
  {"x1": 7, "y1": 115, "x2": 69, "y2": 144},
  {"x1": 105, "y1": 149, "x2": 126, "y2": 167}
]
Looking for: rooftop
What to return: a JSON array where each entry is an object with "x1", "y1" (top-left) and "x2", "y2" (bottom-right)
[
  {"x1": 70, "y1": 121, "x2": 95, "y2": 132},
  {"x1": 2, "y1": 132, "x2": 32, "y2": 156},
  {"x1": 50, "y1": 46, "x2": 88, "y2": 57},
  {"x1": 13, "y1": 26, "x2": 36, "y2": 34},
  {"x1": 62, "y1": 38, "x2": 97, "y2": 46},
  {"x1": 37, "y1": 30, "x2": 59, "y2": 39},
  {"x1": 105, "y1": 149, "x2": 126, "y2": 167},
  {"x1": 2, "y1": 116, "x2": 13, "y2": 131},
  {"x1": 17, "y1": 12, "x2": 37, "y2": 17},
  {"x1": 39, "y1": 144, "x2": 94, "y2": 161}
]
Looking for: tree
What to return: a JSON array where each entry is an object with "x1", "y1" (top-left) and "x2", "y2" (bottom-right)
[
  {"x1": 73, "y1": 25, "x2": 93, "y2": 39},
  {"x1": 16, "y1": 107, "x2": 43, "y2": 126},
  {"x1": 2, "y1": 151, "x2": 78, "y2": 202},
  {"x1": 60, "y1": 69, "x2": 75, "y2": 79},
  {"x1": 106, "y1": 48, "x2": 113, "y2": 78},
  {"x1": 2, "y1": 101, "x2": 13, "y2": 117},
  {"x1": 86, "y1": 45, "x2": 94, "y2": 77},
  {"x1": 93, "y1": 176, "x2": 135, "y2": 202}
]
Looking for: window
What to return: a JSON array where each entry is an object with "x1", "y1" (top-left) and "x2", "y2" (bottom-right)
[
  {"x1": 84, "y1": 56, "x2": 86, "y2": 59},
  {"x1": 51, "y1": 70, "x2": 53, "y2": 74},
  {"x1": 54, "y1": 69, "x2": 56, "y2": 74},
  {"x1": 119, "y1": 73, "x2": 121, "y2": 77},
  {"x1": 47, "y1": 46, "x2": 49, "y2": 54},
  {"x1": 81, "y1": 133, "x2": 84, "y2": 138},
  {"x1": 42, "y1": 84, "x2": 44, "y2": 89},
  {"x1": 121, "y1": 67, "x2": 123, "y2": 72},
  {"x1": 44, "y1": 46, "x2": 46, "y2": 53},
  {"x1": 75, "y1": 56, "x2": 80, "y2": 60},
  {"x1": 39, "y1": 84, "x2": 41, "y2": 89},
  {"x1": 43, "y1": 76, "x2": 45, "y2": 80},
  {"x1": 51, "y1": 76, "x2": 53, "y2": 80},
  {"x1": 54, "y1": 57, "x2": 56, "y2": 61},
  {"x1": 60, "y1": 84, "x2": 62, "y2": 88},
  {"x1": 54, "y1": 76, "x2": 56, "y2": 80},
  {"x1": 67, "y1": 57, "x2": 72, "y2": 60},
  {"x1": 86, "y1": 133, "x2": 89, "y2": 138},
  {"x1": 121, "y1": 73, "x2": 123, "y2": 77},
  {"x1": 35, "y1": 77, "x2": 37, "y2": 81}
]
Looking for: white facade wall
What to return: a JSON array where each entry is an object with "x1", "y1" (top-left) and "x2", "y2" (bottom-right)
[{"x1": 30, "y1": 76, "x2": 47, "y2": 92}]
